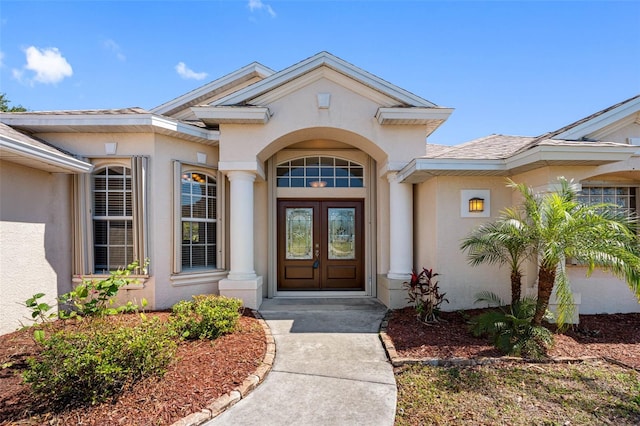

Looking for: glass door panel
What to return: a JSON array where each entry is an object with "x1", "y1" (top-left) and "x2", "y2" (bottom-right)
[{"x1": 328, "y1": 208, "x2": 355, "y2": 259}]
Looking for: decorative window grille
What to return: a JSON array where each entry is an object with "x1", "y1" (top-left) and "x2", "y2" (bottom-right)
[
  {"x1": 276, "y1": 156, "x2": 364, "y2": 188},
  {"x1": 577, "y1": 186, "x2": 637, "y2": 218}
]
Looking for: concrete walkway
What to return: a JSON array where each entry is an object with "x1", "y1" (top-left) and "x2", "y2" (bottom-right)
[{"x1": 205, "y1": 298, "x2": 396, "y2": 426}]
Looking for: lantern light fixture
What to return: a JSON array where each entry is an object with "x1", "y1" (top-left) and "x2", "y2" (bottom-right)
[{"x1": 468, "y1": 197, "x2": 485, "y2": 213}]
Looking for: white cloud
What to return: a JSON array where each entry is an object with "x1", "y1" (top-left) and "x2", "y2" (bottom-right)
[
  {"x1": 0, "y1": 51, "x2": 4, "y2": 68},
  {"x1": 104, "y1": 39, "x2": 126, "y2": 61},
  {"x1": 175, "y1": 62, "x2": 208, "y2": 80},
  {"x1": 248, "y1": 0, "x2": 276, "y2": 17},
  {"x1": 18, "y1": 46, "x2": 73, "y2": 85}
]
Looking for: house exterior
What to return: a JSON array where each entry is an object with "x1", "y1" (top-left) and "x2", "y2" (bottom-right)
[{"x1": 1, "y1": 52, "x2": 638, "y2": 334}]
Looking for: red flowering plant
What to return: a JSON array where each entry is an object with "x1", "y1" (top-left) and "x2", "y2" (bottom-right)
[{"x1": 403, "y1": 267, "x2": 448, "y2": 323}]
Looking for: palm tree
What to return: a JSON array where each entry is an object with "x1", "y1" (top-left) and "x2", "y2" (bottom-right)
[
  {"x1": 509, "y1": 178, "x2": 640, "y2": 327},
  {"x1": 461, "y1": 209, "x2": 533, "y2": 304}
]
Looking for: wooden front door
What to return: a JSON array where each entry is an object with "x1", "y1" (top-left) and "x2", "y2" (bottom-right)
[{"x1": 277, "y1": 199, "x2": 364, "y2": 291}]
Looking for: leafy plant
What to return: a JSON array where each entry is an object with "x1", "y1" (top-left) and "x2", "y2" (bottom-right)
[
  {"x1": 469, "y1": 291, "x2": 553, "y2": 359},
  {"x1": 403, "y1": 268, "x2": 448, "y2": 323},
  {"x1": 23, "y1": 317, "x2": 176, "y2": 407},
  {"x1": 24, "y1": 293, "x2": 56, "y2": 323},
  {"x1": 171, "y1": 295, "x2": 243, "y2": 340},
  {"x1": 460, "y1": 211, "x2": 533, "y2": 304},
  {"x1": 58, "y1": 259, "x2": 148, "y2": 318}
]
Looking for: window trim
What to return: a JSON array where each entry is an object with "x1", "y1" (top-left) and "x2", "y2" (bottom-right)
[
  {"x1": 72, "y1": 156, "x2": 148, "y2": 277},
  {"x1": 92, "y1": 164, "x2": 134, "y2": 274},
  {"x1": 172, "y1": 161, "x2": 224, "y2": 277}
]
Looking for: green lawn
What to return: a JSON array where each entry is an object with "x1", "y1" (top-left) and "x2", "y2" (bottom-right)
[{"x1": 395, "y1": 361, "x2": 640, "y2": 425}]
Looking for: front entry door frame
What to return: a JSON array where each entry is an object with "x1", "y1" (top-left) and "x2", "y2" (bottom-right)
[
  {"x1": 267, "y1": 151, "x2": 377, "y2": 299},
  {"x1": 277, "y1": 199, "x2": 365, "y2": 291}
]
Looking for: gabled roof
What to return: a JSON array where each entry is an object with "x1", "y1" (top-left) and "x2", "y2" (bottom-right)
[
  {"x1": 515, "y1": 94, "x2": 640, "y2": 154},
  {"x1": 0, "y1": 123, "x2": 93, "y2": 173},
  {"x1": 210, "y1": 51, "x2": 441, "y2": 108},
  {"x1": 151, "y1": 62, "x2": 275, "y2": 116},
  {"x1": 0, "y1": 108, "x2": 220, "y2": 145}
]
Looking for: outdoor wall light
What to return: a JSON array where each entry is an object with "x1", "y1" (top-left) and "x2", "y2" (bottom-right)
[
  {"x1": 310, "y1": 180, "x2": 327, "y2": 188},
  {"x1": 468, "y1": 197, "x2": 485, "y2": 213}
]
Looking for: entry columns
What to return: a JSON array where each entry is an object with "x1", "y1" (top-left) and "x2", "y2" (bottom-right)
[
  {"x1": 387, "y1": 172, "x2": 413, "y2": 280},
  {"x1": 218, "y1": 170, "x2": 263, "y2": 309},
  {"x1": 226, "y1": 171, "x2": 256, "y2": 280}
]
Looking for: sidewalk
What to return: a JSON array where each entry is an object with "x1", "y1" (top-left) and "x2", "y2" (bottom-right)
[{"x1": 205, "y1": 298, "x2": 396, "y2": 426}]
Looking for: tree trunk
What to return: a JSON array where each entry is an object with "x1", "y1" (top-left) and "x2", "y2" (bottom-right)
[
  {"x1": 511, "y1": 270, "x2": 522, "y2": 304},
  {"x1": 533, "y1": 267, "x2": 555, "y2": 325}
]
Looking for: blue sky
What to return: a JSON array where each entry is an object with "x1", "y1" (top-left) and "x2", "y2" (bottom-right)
[{"x1": 1, "y1": 0, "x2": 639, "y2": 145}]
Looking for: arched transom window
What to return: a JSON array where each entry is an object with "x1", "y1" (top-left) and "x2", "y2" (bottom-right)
[{"x1": 276, "y1": 156, "x2": 364, "y2": 188}]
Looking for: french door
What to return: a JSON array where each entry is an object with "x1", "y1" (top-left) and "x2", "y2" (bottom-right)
[{"x1": 277, "y1": 199, "x2": 364, "y2": 291}]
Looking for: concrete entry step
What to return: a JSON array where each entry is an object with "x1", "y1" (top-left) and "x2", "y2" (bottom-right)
[
  {"x1": 259, "y1": 297, "x2": 388, "y2": 311},
  {"x1": 259, "y1": 298, "x2": 389, "y2": 334}
]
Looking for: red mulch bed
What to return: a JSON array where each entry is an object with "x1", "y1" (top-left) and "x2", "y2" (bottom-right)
[
  {"x1": 0, "y1": 311, "x2": 266, "y2": 425},
  {"x1": 386, "y1": 307, "x2": 640, "y2": 368}
]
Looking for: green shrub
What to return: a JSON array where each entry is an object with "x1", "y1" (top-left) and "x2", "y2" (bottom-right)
[
  {"x1": 171, "y1": 295, "x2": 243, "y2": 340},
  {"x1": 23, "y1": 317, "x2": 176, "y2": 407},
  {"x1": 470, "y1": 292, "x2": 554, "y2": 359},
  {"x1": 58, "y1": 259, "x2": 148, "y2": 319}
]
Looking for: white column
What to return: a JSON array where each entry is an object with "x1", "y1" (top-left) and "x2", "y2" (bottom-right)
[
  {"x1": 387, "y1": 172, "x2": 413, "y2": 280},
  {"x1": 226, "y1": 170, "x2": 257, "y2": 280}
]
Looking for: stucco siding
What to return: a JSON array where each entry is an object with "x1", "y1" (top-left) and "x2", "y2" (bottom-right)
[
  {"x1": 0, "y1": 160, "x2": 72, "y2": 334},
  {"x1": 567, "y1": 268, "x2": 640, "y2": 314},
  {"x1": 433, "y1": 176, "x2": 513, "y2": 310}
]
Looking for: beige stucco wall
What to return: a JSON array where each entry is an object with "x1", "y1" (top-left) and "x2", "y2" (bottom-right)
[
  {"x1": 426, "y1": 176, "x2": 514, "y2": 310},
  {"x1": 218, "y1": 71, "x2": 428, "y2": 169},
  {"x1": 35, "y1": 131, "x2": 223, "y2": 311},
  {"x1": 0, "y1": 160, "x2": 72, "y2": 334}
]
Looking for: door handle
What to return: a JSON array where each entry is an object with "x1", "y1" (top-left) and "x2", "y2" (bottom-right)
[{"x1": 313, "y1": 249, "x2": 320, "y2": 269}]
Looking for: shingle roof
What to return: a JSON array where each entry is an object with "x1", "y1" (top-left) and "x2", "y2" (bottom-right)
[
  {"x1": 425, "y1": 134, "x2": 535, "y2": 160},
  {"x1": 12, "y1": 107, "x2": 150, "y2": 116}
]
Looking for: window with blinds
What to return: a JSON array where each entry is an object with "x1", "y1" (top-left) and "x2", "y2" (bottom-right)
[
  {"x1": 181, "y1": 172, "x2": 217, "y2": 270},
  {"x1": 92, "y1": 166, "x2": 133, "y2": 273}
]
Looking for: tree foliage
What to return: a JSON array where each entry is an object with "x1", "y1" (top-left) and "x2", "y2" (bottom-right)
[
  {"x1": 0, "y1": 93, "x2": 27, "y2": 112},
  {"x1": 463, "y1": 177, "x2": 640, "y2": 330}
]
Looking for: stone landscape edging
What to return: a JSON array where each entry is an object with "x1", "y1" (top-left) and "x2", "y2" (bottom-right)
[
  {"x1": 171, "y1": 310, "x2": 275, "y2": 426},
  {"x1": 378, "y1": 310, "x2": 638, "y2": 370}
]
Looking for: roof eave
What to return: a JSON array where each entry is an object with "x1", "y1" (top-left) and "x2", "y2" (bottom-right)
[
  {"x1": 550, "y1": 95, "x2": 640, "y2": 141},
  {"x1": 399, "y1": 144, "x2": 636, "y2": 183},
  {"x1": 398, "y1": 158, "x2": 508, "y2": 183},
  {"x1": 507, "y1": 144, "x2": 636, "y2": 171},
  {"x1": 0, "y1": 113, "x2": 220, "y2": 145},
  {"x1": 212, "y1": 52, "x2": 439, "y2": 108},
  {"x1": 191, "y1": 106, "x2": 271, "y2": 125},
  {"x1": 0, "y1": 135, "x2": 93, "y2": 173},
  {"x1": 150, "y1": 62, "x2": 276, "y2": 116}
]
